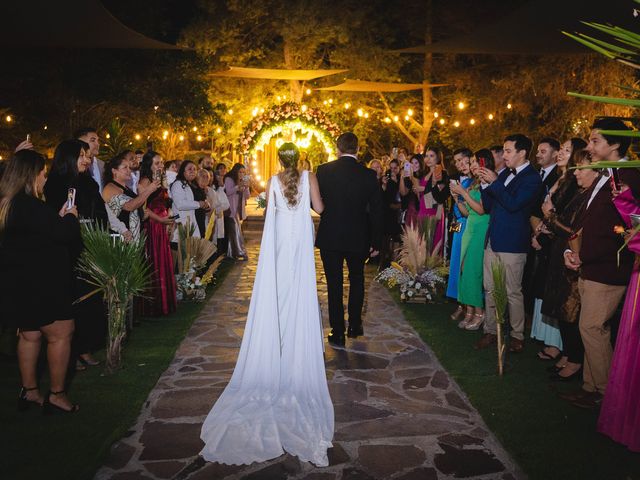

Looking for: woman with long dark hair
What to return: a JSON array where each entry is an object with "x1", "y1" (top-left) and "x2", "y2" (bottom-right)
[
  {"x1": 224, "y1": 162, "x2": 250, "y2": 260},
  {"x1": 138, "y1": 151, "x2": 176, "y2": 316},
  {"x1": 103, "y1": 152, "x2": 158, "y2": 242},
  {"x1": 170, "y1": 160, "x2": 209, "y2": 244},
  {"x1": 0, "y1": 150, "x2": 80, "y2": 413},
  {"x1": 45, "y1": 139, "x2": 109, "y2": 369}
]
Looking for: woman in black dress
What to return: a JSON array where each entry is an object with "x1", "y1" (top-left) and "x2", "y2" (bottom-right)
[
  {"x1": 44, "y1": 139, "x2": 108, "y2": 370},
  {"x1": 379, "y1": 159, "x2": 402, "y2": 269},
  {"x1": 0, "y1": 150, "x2": 80, "y2": 413}
]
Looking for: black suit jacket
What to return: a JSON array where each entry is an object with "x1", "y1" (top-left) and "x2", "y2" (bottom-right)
[
  {"x1": 532, "y1": 165, "x2": 560, "y2": 219},
  {"x1": 315, "y1": 156, "x2": 383, "y2": 254}
]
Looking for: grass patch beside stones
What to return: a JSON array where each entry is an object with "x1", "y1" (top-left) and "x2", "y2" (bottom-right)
[
  {"x1": 398, "y1": 297, "x2": 640, "y2": 480},
  {"x1": 0, "y1": 259, "x2": 234, "y2": 480}
]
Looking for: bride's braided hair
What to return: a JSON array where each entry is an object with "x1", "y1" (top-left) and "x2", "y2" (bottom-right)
[{"x1": 277, "y1": 143, "x2": 301, "y2": 207}]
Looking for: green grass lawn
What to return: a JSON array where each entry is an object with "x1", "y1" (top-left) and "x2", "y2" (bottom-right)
[
  {"x1": 399, "y1": 297, "x2": 640, "y2": 480},
  {"x1": 0, "y1": 259, "x2": 233, "y2": 480}
]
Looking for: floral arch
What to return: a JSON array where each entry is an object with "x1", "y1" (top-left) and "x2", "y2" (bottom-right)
[{"x1": 239, "y1": 102, "x2": 340, "y2": 158}]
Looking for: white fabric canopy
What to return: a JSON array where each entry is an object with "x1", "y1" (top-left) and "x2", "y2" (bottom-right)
[
  {"x1": 209, "y1": 66, "x2": 348, "y2": 81},
  {"x1": 315, "y1": 79, "x2": 447, "y2": 92}
]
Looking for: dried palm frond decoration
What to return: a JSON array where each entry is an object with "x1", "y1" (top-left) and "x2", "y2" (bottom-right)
[
  {"x1": 397, "y1": 223, "x2": 427, "y2": 276},
  {"x1": 177, "y1": 218, "x2": 217, "y2": 273},
  {"x1": 491, "y1": 259, "x2": 508, "y2": 376}
]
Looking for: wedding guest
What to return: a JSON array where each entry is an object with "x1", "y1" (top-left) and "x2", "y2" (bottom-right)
[
  {"x1": 199, "y1": 155, "x2": 214, "y2": 179},
  {"x1": 542, "y1": 148, "x2": 593, "y2": 382},
  {"x1": 202, "y1": 169, "x2": 230, "y2": 249},
  {"x1": 193, "y1": 168, "x2": 211, "y2": 238},
  {"x1": 212, "y1": 166, "x2": 230, "y2": 254},
  {"x1": 379, "y1": 159, "x2": 402, "y2": 269},
  {"x1": 540, "y1": 138, "x2": 587, "y2": 374},
  {"x1": 215, "y1": 162, "x2": 228, "y2": 180},
  {"x1": 75, "y1": 127, "x2": 103, "y2": 193},
  {"x1": 0, "y1": 149, "x2": 80, "y2": 413},
  {"x1": 369, "y1": 159, "x2": 383, "y2": 180},
  {"x1": 446, "y1": 148, "x2": 473, "y2": 310},
  {"x1": 125, "y1": 149, "x2": 141, "y2": 194},
  {"x1": 138, "y1": 151, "x2": 177, "y2": 316},
  {"x1": 598, "y1": 168, "x2": 640, "y2": 451},
  {"x1": 103, "y1": 153, "x2": 157, "y2": 242},
  {"x1": 527, "y1": 138, "x2": 561, "y2": 358},
  {"x1": 224, "y1": 163, "x2": 250, "y2": 260},
  {"x1": 170, "y1": 160, "x2": 208, "y2": 244},
  {"x1": 422, "y1": 147, "x2": 449, "y2": 255},
  {"x1": 300, "y1": 155, "x2": 312, "y2": 172},
  {"x1": 165, "y1": 160, "x2": 181, "y2": 194},
  {"x1": 476, "y1": 134, "x2": 542, "y2": 353},
  {"x1": 398, "y1": 153, "x2": 425, "y2": 228},
  {"x1": 561, "y1": 119, "x2": 633, "y2": 408},
  {"x1": 44, "y1": 139, "x2": 109, "y2": 370},
  {"x1": 490, "y1": 145, "x2": 505, "y2": 174},
  {"x1": 451, "y1": 149, "x2": 493, "y2": 330}
]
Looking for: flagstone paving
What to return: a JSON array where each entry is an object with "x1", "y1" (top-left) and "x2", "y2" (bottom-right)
[{"x1": 96, "y1": 224, "x2": 524, "y2": 480}]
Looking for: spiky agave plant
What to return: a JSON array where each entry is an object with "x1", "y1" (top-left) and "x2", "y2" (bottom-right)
[
  {"x1": 75, "y1": 224, "x2": 151, "y2": 374},
  {"x1": 491, "y1": 259, "x2": 508, "y2": 376}
]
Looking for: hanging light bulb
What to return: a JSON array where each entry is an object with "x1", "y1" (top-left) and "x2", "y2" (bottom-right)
[
  {"x1": 506, "y1": 103, "x2": 512, "y2": 109},
  {"x1": 454, "y1": 121, "x2": 460, "y2": 127},
  {"x1": 260, "y1": 180, "x2": 266, "y2": 187},
  {"x1": 106, "y1": 133, "x2": 111, "y2": 139},
  {"x1": 301, "y1": 104, "x2": 308, "y2": 112},
  {"x1": 384, "y1": 117, "x2": 391, "y2": 123},
  {"x1": 305, "y1": 88, "x2": 311, "y2": 95},
  {"x1": 488, "y1": 113, "x2": 494, "y2": 120},
  {"x1": 470, "y1": 118, "x2": 476, "y2": 125},
  {"x1": 458, "y1": 101, "x2": 465, "y2": 110},
  {"x1": 179, "y1": 135, "x2": 185, "y2": 141},
  {"x1": 357, "y1": 108, "x2": 364, "y2": 117},
  {"x1": 192, "y1": 126, "x2": 198, "y2": 132},
  {"x1": 393, "y1": 115, "x2": 399, "y2": 122},
  {"x1": 227, "y1": 108, "x2": 234, "y2": 115},
  {"x1": 404, "y1": 115, "x2": 410, "y2": 121},
  {"x1": 216, "y1": 127, "x2": 222, "y2": 134},
  {"x1": 439, "y1": 118, "x2": 445, "y2": 125},
  {"x1": 196, "y1": 135, "x2": 203, "y2": 141},
  {"x1": 251, "y1": 160, "x2": 257, "y2": 167},
  {"x1": 344, "y1": 102, "x2": 351, "y2": 109},
  {"x1": 433, "y1": 112, "x2": 439, "y2": 118},
  {"x1": 5, "y1": 115, "x2": 12, "y2": 122},
  {"x1": 135, "y1": 134, "x2": 141, "y2": 140},
  {"x1": 407, "y1": 108, "x2": 414, "y2": 116},
  {"x1": 364, "y1": 112, "x2": 369, "y2": 119}
]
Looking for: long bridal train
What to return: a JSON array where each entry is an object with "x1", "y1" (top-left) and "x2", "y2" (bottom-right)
[{"x1": 200, "y1": 170, "x2": 334, "y2": 466}]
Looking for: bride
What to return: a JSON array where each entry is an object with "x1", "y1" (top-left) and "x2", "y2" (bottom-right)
[{"x1": 200, "y1": 143, "x2": 334, "y2": 466}]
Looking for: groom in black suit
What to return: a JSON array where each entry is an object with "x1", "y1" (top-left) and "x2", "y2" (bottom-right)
[{"x1": 316, "y1": 132, "x2": 383, "y2": 347}]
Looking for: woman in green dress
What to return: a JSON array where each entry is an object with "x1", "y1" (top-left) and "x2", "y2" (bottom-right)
[{"x1": 449, "y1": 149, "x2": 494, "y2": 331}]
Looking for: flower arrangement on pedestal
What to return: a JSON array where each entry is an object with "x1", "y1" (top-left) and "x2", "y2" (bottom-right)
[
  {"x1": 375, "y1": 221, "x2": 449, "y2": 303},
  {"x1": 256, "y1": 191, "x2": 267, "y2": 209},
  {"x1": 175, "y1": 220, "x2": 221, "y2": 302},
  {"x1": 239, "y1": 101, "x2": 340, "y2": 156}
]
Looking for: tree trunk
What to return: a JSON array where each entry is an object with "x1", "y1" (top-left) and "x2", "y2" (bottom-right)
[
  {"x1": 283, "y1": 39, "x2": 303, "y2": 103},
  {"x1": 419, "y1": 0, "x2": 434, "y2": 148}
]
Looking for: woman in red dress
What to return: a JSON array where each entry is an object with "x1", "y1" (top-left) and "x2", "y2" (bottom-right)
[{"x1": 138, "y1": 151, "x2": 177, "y2": 316}]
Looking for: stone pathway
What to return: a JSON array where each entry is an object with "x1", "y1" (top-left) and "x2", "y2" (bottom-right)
[{"x1": 96, "y1": 224, "x2": 524, "y2": 480}]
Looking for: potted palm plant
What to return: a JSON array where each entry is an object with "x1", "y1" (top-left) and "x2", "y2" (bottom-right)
[{"x1": 75, "y1": 224, "x2": 151, "y2": 374}]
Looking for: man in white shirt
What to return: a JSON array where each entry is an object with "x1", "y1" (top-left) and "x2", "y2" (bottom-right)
[
  {"x1": 75, "y1": 127, "x2": 104, "y2": 193},
  {"x1": 126, "y1": 150, "x2": 141, "y2": 194}
]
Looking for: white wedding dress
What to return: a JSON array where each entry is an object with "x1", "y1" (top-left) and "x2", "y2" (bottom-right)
[{"x1": 200, "y1": 170, "x2": 334, "y2": 466}]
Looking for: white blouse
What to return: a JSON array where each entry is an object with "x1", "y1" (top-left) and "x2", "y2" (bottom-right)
[{"x1": 170, "y1": 180, "x2": 201, "y2": 242}]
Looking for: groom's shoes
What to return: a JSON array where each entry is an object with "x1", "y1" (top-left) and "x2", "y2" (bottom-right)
[
  {"x1": 346, "y1": 325, "x2": 364, "y2": 338},
  {"x1": 328, "y1": 332, "x2": 345, "y2": 347}
]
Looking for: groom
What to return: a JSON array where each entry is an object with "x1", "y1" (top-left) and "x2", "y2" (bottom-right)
[{"x1": 316, "y1": 132, "x2": 383, "y2": 347}]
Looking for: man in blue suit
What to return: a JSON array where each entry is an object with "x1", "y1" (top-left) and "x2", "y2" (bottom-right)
[{"x1": 475, "y1": 134, "x2": 542, "y2": 352}]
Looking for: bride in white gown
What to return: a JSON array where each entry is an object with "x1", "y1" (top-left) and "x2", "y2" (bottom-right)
[{"x1": 200, "y1": 143, "x2": 334, "y2": 467}]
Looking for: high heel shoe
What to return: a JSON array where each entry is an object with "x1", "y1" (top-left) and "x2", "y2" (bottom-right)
[
  {"x1": 18, "y1": 386, "x2": 42, "y2": 412},
  {"x1": 43, "y1": 390, "x2": 79, "y2": 415},
  {"x1": 549, "y1": 367, "x2": 582, "y2": 382},
  {"x1": 78, "y1": 356, "x2": 100, "y2": 367},
  {"x1": 458, "y1": 312, "x2": 474, "y2": 329},
  {"x1": 450, "y1": 305, "x2": 464, "y2": 321},
  {"x1": 465, "y1": 313, "x2": 485, "y2": 331}
]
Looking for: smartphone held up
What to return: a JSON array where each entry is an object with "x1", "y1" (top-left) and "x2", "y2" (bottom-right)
[{"x1": 66, "y1": 188, "x2": 76, "y2": 211}]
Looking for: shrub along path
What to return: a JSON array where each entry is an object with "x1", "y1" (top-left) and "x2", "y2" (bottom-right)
[{"x1": 96, "y1": 227, "x2": 522, "y2": 480}]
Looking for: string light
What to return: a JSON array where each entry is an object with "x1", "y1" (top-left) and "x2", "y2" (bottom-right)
[
  {"x1": 227, "y1": 108, "x2": 234, "y2": 115},
  {"x1": 404, "y1": 115, "x2": 410, "y2": 121},
  {"x1": 305, "y1": 88, "x2": 311, "y2": 95},
  {"x1": 433, "y1": 112, "x2": 439, "y2": 118},
  {"x1": 301, "y1": 104, "x2": 308, "y2": 112},
  {"x1": 216, "y1": 127, "x2": 222, "y2": 134},
  {"x1": 507, "y1": 103, "x2": 512, "y2": 109},
  {"x1": 196, "y1": 135, "x2": 203, "y2": 141},
  {"x1": 163, "y1": 130, "x2": 169, "y2": 137},
  {"x1": 323, "y1": 100, "x2": 328, "y2": 105},
  {"x1": 439, "y1": 118, "x2": 445, "y2": 125},
  {"x1": 252, "y1": 107, "x2": 259, "y2": 117},
  {"x1": 407, "y1": 108, "x2": 414, "y2": 117},
  {"x1": 238, "y1": 120, "x2": 242, "y2": 124},
  {"x1": 276, "y1": 95, "x2": 282, "y2": 102},
  {"x1": 0, "y1": 155, "x2": 3, "y2": 160},
  {"x1": 470, "y1": 119, "x2": 476, "y2": 125},
  {"x1": 256, "y1": 175, "x2": 262, "y2": 181},
  {"x1": 260, "y1": 107, "x2": 265, "y2": 113},
  {"x1": 135, "y1": 134, "x2": 141, "y2": 140},
  {"x1": 328, "y1": 98, "x2": 333, "y2": 104},
  {"x1": 357, "y1": 108, "x2": 364, "y2": 117},
  {"x1": 43, "y1": 125, "x2": 48, "y2": 130},
  {"x1": 192, "y1": 126, "x2": 198, "y2": 132},
  {"x1": 106, "y1": 133, "x2": 111, "y2": 139},
  {"x1": 457, "y1": 102, "x2": 465, "y2": 110},
  {"x1": 275, "y1": 138, "x2": 284, "y2": 148},
  {"x1": 253, "y1": 168, "x2": 259, "y2": 174},
  {"x1": 153, "y1": 105, "x2": 159, "y2": 112},
  {"x1": 453, "y1": 121, "x2": 460, "y2": 127},
  {"x1": 260, "y1": 180, "x2": 266, "y2": 187},
  {"x1": 344, "y1": 102, "x2": 351, "y2": 109},
  {"x1": 488, "y1": 113, "x2": 494, "y2": 120},
  {"x1": 5, "y1": 115, "x2": 12, "y2": 122},
  {"x1": 251, "y1": 160, "x2": 257, "y2": 167},
  {"x1": 384, "y1": 117, "x2": 391, "y2": 123},
  {"x1": 393, "y1": 115, "x2": 399, "y2": 122},
  {"x1": 179, "y1": 135, "x2": 185, "y2": 141}
]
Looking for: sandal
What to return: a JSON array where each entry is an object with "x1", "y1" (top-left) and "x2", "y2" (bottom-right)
[
  {"x1": 537, "y1": 348, "x2": 561, "y2": 361},
  {"x1": 450, "y1": 305, "x2": 464, "y2": 321},
  {"x1": 43, "y1": 390, "x2": 79, "y2": 415},
  {"x1": 465, "y1": 313, "x2": 485, "y2": 331},
  {"x1": 458, "y1": 312, "x2": 473, "y2": 329},
  {"x1": 18, "y1": 386, "x2": 43, "y2": 412}
]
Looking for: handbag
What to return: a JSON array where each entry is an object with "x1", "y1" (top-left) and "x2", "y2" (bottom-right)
[{"x1": 449, "y1": 221, "x2": 462, "y2": 233}]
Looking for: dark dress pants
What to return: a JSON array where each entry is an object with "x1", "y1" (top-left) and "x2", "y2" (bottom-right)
[{"x1": 320, "y1": 249, "x2": 367, "y2": 336}]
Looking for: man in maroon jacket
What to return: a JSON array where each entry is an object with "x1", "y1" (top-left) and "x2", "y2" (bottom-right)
[{"x1": 561, "y1": 118, "x2": 633, "y2": 408}]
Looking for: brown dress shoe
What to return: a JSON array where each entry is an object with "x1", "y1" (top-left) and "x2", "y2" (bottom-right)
[
  {"x1": 508, "y1": 338, "x2": 524, "y2": 353},
  {"x1": 558, "y1": 388, "x2": 591, "y2": 402},
  {"x1": 474, "y1": 333, "x2": 497, "y2": 350},
  {"x1": 571, "y1": 392, "x2": 603, "y2": 409}
]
